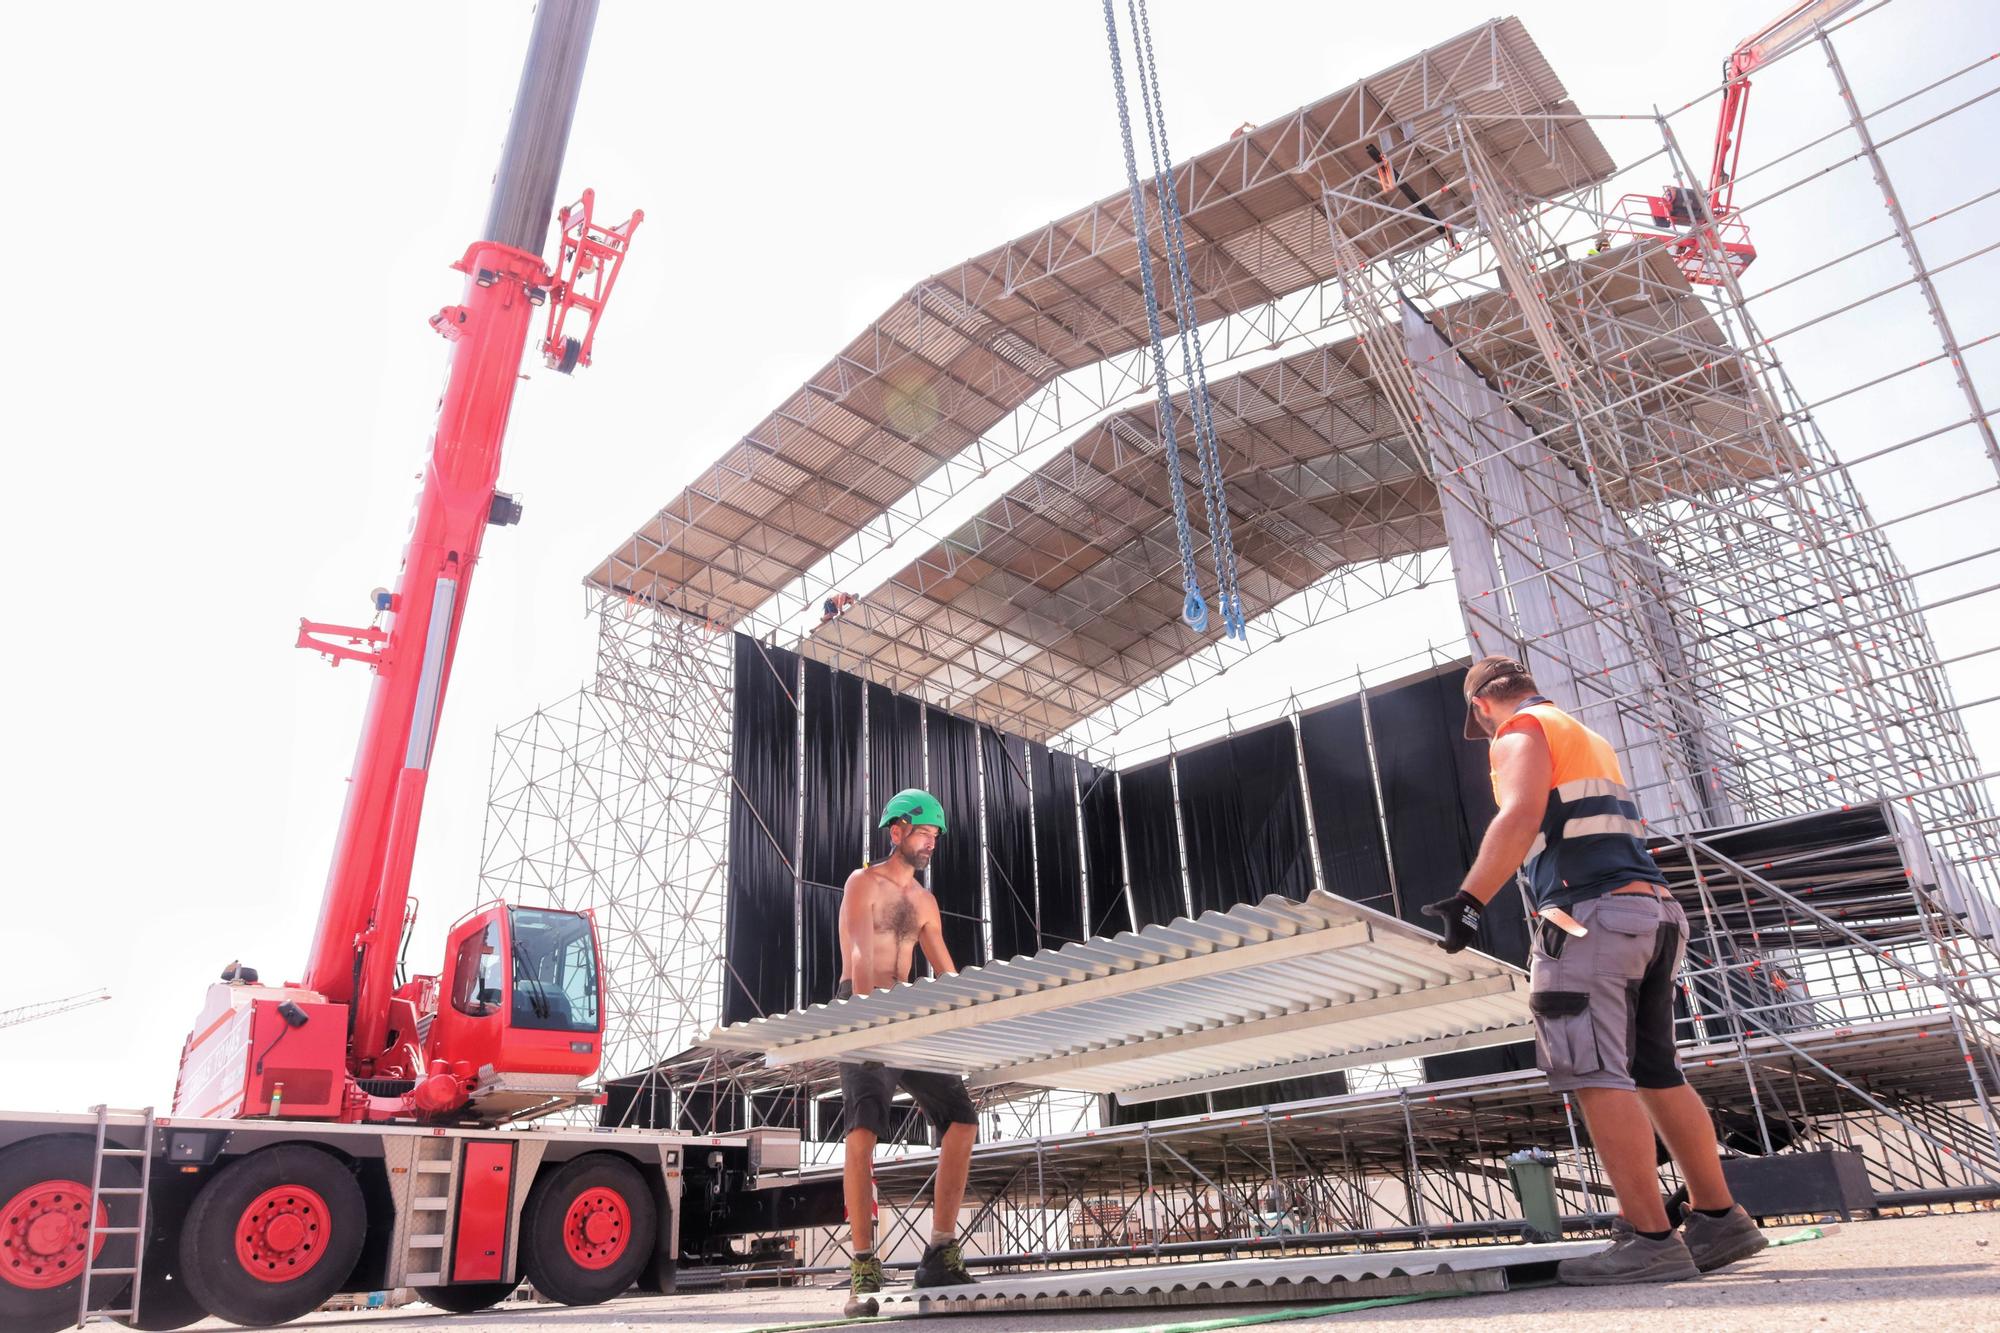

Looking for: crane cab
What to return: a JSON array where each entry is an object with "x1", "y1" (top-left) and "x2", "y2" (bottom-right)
[{"x1": 424, "y1": 904, "x2": 606, "y2": 1116}]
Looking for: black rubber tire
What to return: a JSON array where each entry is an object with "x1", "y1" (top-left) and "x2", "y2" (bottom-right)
[
  {"x1": 519, "y1": 1154, "x2": 656, "y2": 1306},
  {"x1": 0, "y1": 1136, "x2": 137, "y2": 1333},
  {"x1": 178, "y1": 1146, "x2": 366, "y2": 1328},
  {"x1": 639, "y1": 1253, "x2": 678, "y2": 1295},
  {"x1": 414, "y1": 1281, "x2": 518, "y2": 1314},
  {"x1": 125, "y1": 1262, "x2": 206, "y2": 1331}
]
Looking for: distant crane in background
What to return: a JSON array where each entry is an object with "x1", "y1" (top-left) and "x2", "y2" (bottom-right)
[
  {"x1": 0, "y1": 988, "x2": 111, "y2": 1031},
  {"x1": 1611, "y1": 0, "x2": 1864, "y2": 283}
]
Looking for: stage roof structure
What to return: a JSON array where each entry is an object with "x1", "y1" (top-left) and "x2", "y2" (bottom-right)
[
  {"x1": 586, "y1": 20, "x2": 1615, "y2": 690},
  {"x1": 700, "y1": 892, "x2": 1530, "y2": 1105}
]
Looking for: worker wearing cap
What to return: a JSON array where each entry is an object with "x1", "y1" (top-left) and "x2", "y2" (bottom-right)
[
  {"x1": 1423, "y1": 656, "x2": 1768, "y2": 1285},
  {"x1": 835, "y1": 789, "x2": 980, "y2": 1313}
]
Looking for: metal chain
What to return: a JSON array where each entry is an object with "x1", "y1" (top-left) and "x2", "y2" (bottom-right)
[
  {"x1": 1102, "y1": 0, "x2": 1208, "y2": 632},
  {"x1": 1126, "y1": 0, "x2": 1248, "y2": 638}
]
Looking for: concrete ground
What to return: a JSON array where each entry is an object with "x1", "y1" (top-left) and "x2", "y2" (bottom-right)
[{"x1": 251, "y1": 1211, "x2": 1997, "y2": 1333}]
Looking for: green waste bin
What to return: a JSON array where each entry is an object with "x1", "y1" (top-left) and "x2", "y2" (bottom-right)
[{"x1": 1505, "y1": 1147, "x2": 1561, "y2": 1243}]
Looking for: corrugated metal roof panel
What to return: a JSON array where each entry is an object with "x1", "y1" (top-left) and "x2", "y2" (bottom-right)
[
  {"x1": 883, "y1": 1240, "x2": 1608, "y2": 1309},
  {"x1": 700, "y1": 891, "x2": 1530, "y2": 1103}
]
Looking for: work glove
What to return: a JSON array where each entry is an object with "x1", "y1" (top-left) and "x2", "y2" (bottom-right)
[{"x1": 1420, "y1": 891, "x2": 1483, "y2": 954}]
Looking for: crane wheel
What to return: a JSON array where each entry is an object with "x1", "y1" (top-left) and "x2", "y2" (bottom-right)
[
  {"x1": 519, "y1": 1154, "x2": 656, "y2": 1306},
  {"x1": 179, "y1": 1146, "x2": 365, "y2": 1328},
  {"x1": 0, "y1": 1135, "x2": 138, "y2": 1333},
  {"x1": 415, "y1": 1280, "x2": 518, "y2": 1314}
]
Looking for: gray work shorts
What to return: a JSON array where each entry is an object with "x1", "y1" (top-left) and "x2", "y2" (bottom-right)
[{"x1": 1529, "y1": 889, "x2": 1689, "y2": 1093}]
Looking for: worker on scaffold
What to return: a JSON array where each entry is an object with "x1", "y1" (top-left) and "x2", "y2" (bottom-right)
[
  {"x1": 835, "y1": 789, "x2": 980, "y2": 1314},
  {"x1": 1424, "y1": 656, "x2": 1771, "y2": 1285}
]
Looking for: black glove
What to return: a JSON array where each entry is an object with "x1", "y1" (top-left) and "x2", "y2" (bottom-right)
[{"x1": 1420, "y1": 891, "x2": 1484, "y2": 953}]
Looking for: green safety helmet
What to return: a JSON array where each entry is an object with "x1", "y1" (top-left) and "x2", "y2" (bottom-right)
[{"x1": 878, "y1": 788, "x2": 947, "y2": 833}]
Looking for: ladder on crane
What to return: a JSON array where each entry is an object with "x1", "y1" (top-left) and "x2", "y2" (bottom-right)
[{"x1": 75, "y1": 1104, "x2": 154, "y2": 1327}]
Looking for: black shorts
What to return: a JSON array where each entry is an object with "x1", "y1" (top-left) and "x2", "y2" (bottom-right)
[
  {"x1": 837, "y1": 1060, "x2": 979, "y2": 1140},
  {"x1": 834, "y1": 981, "x2": 977, "y2": 1139}
]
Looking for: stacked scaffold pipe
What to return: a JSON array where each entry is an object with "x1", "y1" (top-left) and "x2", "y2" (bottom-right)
[{"x1": 1102, "y1": 0, "x2": 1247, "y2": 639}]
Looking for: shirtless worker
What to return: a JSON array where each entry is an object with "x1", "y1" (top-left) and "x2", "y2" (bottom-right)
[
  {"x1": 835, "y1": 789, "x2": 979, "y2": 1315},
  {"x1": 1422, "y1": 656, "x2": 1769, "y2": 1285}
]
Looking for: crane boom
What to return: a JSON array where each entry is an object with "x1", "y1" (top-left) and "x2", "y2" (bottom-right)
[
  {"x1": 0, "y1": 989, "x2": 111, "y2": 1030},
  {"x1": 1706, "y1": 0, "x2": 1863, "y2": 219}
]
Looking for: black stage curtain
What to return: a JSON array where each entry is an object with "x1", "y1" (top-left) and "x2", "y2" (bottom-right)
[
  {"x1": 1078, "y1": 758, "x2": 1132, "y2": 938},
  {"x1": 866, "y1": 681, "x2": 924, "y2": 828},
  {"x1": 1176, "y1": 721, "x2": 1315, "y2": 915},
  {"x1": 1298, "y1": 695, "x2": 1394, "y2": 914},
  {"x1": 801, "y1": 661, "x2": 864, "y2": 1006},
  {"x1": 678, "y1": 1086, "x2": 743, "y2": 1135},
  {"x1": 982, "y1": 726, "x2": 1038, "y2": 962},
  {"x1": 723, "y1": 635, "x2": 799, "y2": 1026},
  {"x1": 1373, "y1": 666, "x2": 1530, "y2": 967},
  {"x1": 1210, "y1": 1071, "x2": 1349, "y2": 1110},
  {"x1": 1031, "y1": 744, "x2": 1086, "y2": 947},
  {"x1": 1369, "y1": 670, "x2": 1487, "y2": 929},
  {"x1": 925, "y1": 708, "x2": 987, "y2": 969},
  {"x1": 1423, "y1": 1041, "x2": 1538, "y2": 1084},
  {"x1": 1119, "y1": 758, "x2": 1185, "y2": 928}
]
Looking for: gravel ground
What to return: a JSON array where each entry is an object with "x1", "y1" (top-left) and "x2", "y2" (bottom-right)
[{"x1": 246, "y1": 1211, "x2": 1998, "y2": 1333}]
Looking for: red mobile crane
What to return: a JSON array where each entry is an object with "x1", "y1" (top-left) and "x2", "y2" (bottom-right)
[
  {"x1": 0, "y1": 6, "x2": 802, "y2": 1331},
  {"x1": 1609, "y1": 0, "x2": 1862, "y2": 284}
]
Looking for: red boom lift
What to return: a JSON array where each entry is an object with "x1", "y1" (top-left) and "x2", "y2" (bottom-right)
[
  {"x1": 1608, "y1": 0, "x2": 1862, "y2": 284},
  {"x1": 0, "y1": 6, "x2": 811, "y2": 1332}
]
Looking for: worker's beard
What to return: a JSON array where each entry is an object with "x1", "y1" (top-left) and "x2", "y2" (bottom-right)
[{"x1": 897, "y1": 843, "x2": 932, "y2": 872}]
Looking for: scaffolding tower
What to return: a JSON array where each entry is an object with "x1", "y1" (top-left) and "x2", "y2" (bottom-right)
[{"x1": 479, "y1": 0, "x2": 2000, "y2": 1249}]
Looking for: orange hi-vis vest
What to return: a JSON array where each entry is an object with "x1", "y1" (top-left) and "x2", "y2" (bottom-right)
[{"x1": 1491, "y1": 697, "x2": 1667, "y2": 911}]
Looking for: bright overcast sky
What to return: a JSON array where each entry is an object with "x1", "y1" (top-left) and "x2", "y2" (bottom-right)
[{"x1": 3, "y1": 0, "x2": 1995, "y2": 1111}]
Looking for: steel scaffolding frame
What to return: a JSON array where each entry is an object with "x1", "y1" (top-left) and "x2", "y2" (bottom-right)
[{"x1": 478, "y1": 0, "x2": 2000, "y2": 1260}]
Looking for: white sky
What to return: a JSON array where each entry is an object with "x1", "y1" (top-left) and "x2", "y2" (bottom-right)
[{"x1": 3, "y1": 1, "x2": 1995, "y2": 1112}]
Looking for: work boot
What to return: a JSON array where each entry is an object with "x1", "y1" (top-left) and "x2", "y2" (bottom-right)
[
  {"x1": 912, "y1": 1237, "x2": 976, "y2": 1289},
  {"x1": 844, "y1": 1253, "x2": 883, "y2": 1317},
  {"x1": 1558, "y1": 1229, "x2": 1701, "y2": 1286},
  {"x1": 1681, "y1": 1204, "x2": 1770, "y2": 1272}
]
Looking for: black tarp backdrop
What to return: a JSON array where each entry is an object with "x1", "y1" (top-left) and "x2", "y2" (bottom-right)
[
  {"x1": 925, "y1": 708, "x2": 987, "y2": 970},
  {"x1": 982, "y1": 726, "x2": 1038, "y2": 962},
  {"x1": 1299, "y1": 695, "x2": 1394, "y2": 913},
  {"x1": 1078, "y1": 758, "x2": 1133, "y2": 938},
  {"x1": 1030, "y1": 744, "x2": 1086, "y2": 947},
  {"x1": 1176, "y1": 720, "x2": 1316, "y2": 914},
  {"x1": 1360, "y1": 666, "x2": 1532, "y2": 965},
  {"x1": 723, "y1": 635, "x2": 800, "y2": 1027},
  {"x1": 866, "y1": 681, "x2": 924, "y2": 827},
  {"x1": 801, "y1": 660, "x2": 864, "y2": 1007},
  {"x1": 1117, "y1": 758, "x2": 1185, "y2": 928}
]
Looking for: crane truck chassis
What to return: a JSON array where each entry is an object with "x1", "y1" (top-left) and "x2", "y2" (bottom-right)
[{"x1": 0, "y1": 1108, "x2": 805, "y2": 1330}]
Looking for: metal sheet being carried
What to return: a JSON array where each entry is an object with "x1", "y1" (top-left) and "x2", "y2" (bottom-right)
[
  {"x1": 882, "y1": 1240, "x2": 1606, "y2": 1312},
  {"x1": 700, "y1": 892, "x2": 1530, "y2": 1104}
]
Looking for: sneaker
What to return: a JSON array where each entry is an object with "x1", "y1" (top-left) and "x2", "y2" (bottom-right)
[
  {"x1": 1558, "y1": 1230, "x2": 1701, "y2": 1286},
  {"x1": 1682, "y1": 1204, "x2": 1770, "y2": 1272},
  {"x1": 912, "y1": 1237, "x2": 976, "y2": 1289},
  {"x1": 844, "y1": 1253, "x2": 883, "y2": 1317}
]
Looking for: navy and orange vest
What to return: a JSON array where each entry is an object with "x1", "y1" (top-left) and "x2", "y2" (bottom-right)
[{"x1": 1491, "y1": 697, "x2": 1667, "y2": 911}]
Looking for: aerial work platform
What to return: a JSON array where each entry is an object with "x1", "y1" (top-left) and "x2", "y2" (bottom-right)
[{"x1": 701, "y1": 893, "x2": 1529, "y2": 1105}]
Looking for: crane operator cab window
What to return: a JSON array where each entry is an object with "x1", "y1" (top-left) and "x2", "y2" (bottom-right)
[
  {"x1": 506, "y1": 907, "x2": 601, "y2": 1033},
  {"x1": 450, "y1": 917, "x2": 506, "y2": 1017}
]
